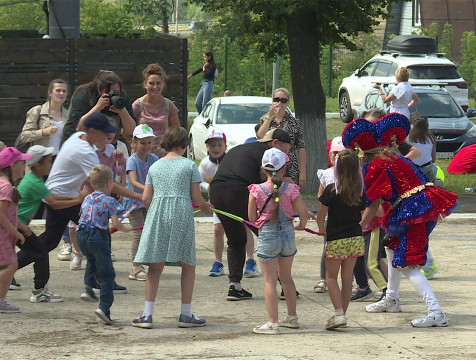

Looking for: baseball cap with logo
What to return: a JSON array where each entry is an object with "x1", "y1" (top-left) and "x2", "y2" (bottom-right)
[
  {"x1": 261, "y1": 148, "x2": 289, "y2": 171},
  {"x1": 133, "y1": 124, "x2": 156, "y2": 139},
  {"x1": 27, "y1": 145, "x2": 55, "y2": 166},
  {"x1": 205, "y1": 128, "x2": 226, "y2": 143},
  {"x1": 257, "y1": 128, "x2": 291, "y2": 144},
  {"x1": 0, "y1": 147, "x2": 32, "y2": 169}
]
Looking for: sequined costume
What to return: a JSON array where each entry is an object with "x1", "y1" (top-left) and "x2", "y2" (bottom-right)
[
  {"x1": 363, "y1": 154, "x2": 457, "y2": 267},
  {"x1": 343, "y1": 113, "x2": 458, "y2": 269}
]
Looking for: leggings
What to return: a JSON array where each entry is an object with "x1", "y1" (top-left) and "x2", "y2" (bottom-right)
[
  {"x1": 367, "y1": 228, "x2": 388, "y2": 290},
  {"x1": 386, "y1": 248, "x2": 442, "y2": 314},
  {"x1": 129, "y1": 208, "x2": 146, "y2": 261}
]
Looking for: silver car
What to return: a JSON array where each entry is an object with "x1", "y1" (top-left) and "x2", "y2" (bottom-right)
[{"x1": 356, "y1": 86, "x2": 476, "y2": 158}]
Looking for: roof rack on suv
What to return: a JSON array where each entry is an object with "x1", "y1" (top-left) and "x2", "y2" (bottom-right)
[{"x1": 379, "y1": 51, "x2": 447, "y2": 58}]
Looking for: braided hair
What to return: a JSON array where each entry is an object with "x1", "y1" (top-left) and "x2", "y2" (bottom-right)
[{"x1": 1, "y1": 166, "x2": 21, "y2": 204}]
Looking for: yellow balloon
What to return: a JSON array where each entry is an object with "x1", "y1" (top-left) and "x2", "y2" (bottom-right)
[{"x1": 436, "y1": 165, "x2": 445, "y2": 183}]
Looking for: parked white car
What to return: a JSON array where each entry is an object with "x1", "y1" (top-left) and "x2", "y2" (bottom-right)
[
  {"x1": 188, "y1": 96, "x2": 273, "y2": 160},
  {"x1": 338, "y1": 35, "x2": 469, "y2": 123}
]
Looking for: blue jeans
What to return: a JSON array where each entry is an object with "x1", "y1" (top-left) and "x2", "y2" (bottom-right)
[
  {"x1": 257, "y1": 211, "x2": 296, "y2": 260},
  {"x1": 77, "y1": 227, "x2": 115, "y2": 312},
  {"x1": 195, "y1": 80, "x2": 214, "y2": 114}
]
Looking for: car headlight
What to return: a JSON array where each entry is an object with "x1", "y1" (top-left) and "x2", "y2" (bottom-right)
[{"x1": 465, "y1": 124, "x2": 476, "y2": 138}]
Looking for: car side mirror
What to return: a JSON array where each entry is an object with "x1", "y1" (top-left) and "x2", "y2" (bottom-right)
[
  {"x1": 466, "y1": 108, "x2": 476, "y2": 118},
  {"x1": 204, "y1": 118, "x2": 211, "y2": 127},
  {"x1": 355, "y1": 69, "x2": 361, "y2": 77}
]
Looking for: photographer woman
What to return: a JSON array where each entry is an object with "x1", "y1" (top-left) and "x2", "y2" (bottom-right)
[
  {"x1": 62, "y1": 70, "x2": 136, "y2": 143},
  {"x1": 132, "y1": 64, "x2": 180, "y2": 157}
]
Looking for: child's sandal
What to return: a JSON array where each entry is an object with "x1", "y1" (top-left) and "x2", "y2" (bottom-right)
[{"x1": 313, "y1": 280, "x2": 327, "y2": 293}]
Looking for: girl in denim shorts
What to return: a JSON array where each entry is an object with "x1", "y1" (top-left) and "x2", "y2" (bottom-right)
[
  {"x1": 248, "y1": 148, "x2": 309, "y2": 335},
  {"x1": 315, "y1": 149, "x2": 366, "y2": 330}
]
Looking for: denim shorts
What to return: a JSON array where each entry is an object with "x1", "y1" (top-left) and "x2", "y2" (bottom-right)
[{"x1": 257, "y1": 221, "x2": 297, "y2": 260}]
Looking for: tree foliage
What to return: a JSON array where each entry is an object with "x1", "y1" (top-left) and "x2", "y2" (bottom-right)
[
  {"x1": 0, "y1": 1, "x2": 44, "y2": 32},
  {"x1": 186, "y1": 0, "x2": 398, "y2": 192}
]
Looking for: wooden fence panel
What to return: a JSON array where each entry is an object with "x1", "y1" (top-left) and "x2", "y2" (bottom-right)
[{"x1": 0, "y1": 37, "x2": 188, "y2": 146}]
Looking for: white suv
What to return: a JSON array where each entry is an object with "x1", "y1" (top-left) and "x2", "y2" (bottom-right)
[{"x1": 338, "y1": 36, "x2": 468, "y2": 123}]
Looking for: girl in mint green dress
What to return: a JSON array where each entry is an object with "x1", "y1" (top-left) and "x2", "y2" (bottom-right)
[{"x1": 132, "y1": 127, "x2": 212, "y2": 330}]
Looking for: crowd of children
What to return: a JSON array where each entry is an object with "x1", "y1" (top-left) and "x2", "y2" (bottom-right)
[{"x1": 0, "y1": 64, "x2": 458, "y2": 334}]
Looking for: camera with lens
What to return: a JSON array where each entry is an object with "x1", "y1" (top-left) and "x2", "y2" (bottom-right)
[{"x1": 108, "y1": 90, "x2": 126, "y2": 109}]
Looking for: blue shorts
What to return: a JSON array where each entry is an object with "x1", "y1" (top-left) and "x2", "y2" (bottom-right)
[{"x1": 257, "y1": 221, "x2": 297, "y2": 260}]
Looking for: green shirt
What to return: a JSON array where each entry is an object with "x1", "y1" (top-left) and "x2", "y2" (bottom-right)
[{"x1": 17, "y1": 172, "x2": 50, "y2": 225}]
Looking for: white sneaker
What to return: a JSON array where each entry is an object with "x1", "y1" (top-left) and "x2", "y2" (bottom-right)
[
  {"x1": 280, "y1": 315, "x2": 299, "y2": 329},
  {"x1": 411, "y1": 311, "x2": 448, "y2": 328},
  {"x1": 57, "y1": 243, "x2": 72, "y2": 261},
  {"x1": 30, "y1": 287, "x2": 64, "y2": 303},
  {"x1": 70, "y1": 255, "x2": 83, "y2": 270},
  {"x1": 111, "y1": 252, "x2": 117, "y2": 262},
  {"x1": 366, "y1": 297, "x2": 402, "y2": 313}
]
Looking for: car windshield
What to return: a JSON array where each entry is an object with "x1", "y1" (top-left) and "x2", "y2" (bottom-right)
[
  {"x1": 216, "y1": 104, "x2": 271, "y2": 124},
  {"x1": 407, "y1": 65, "x2": 462, "y2": 80},
  {"x1": 412, "y1": 92, "x2": 465, "y2": 118}
]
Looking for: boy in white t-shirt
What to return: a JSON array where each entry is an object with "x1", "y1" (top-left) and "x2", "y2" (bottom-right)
[
  {"x1": 16, "y1": 113, "x2": 141, "y2": 293},
  {"x1": 199, "y1": 129, "x2": 257, "y2": 277}
]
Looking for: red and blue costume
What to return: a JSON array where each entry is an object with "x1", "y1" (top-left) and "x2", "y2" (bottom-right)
[{"x1": 343, "y1": 113, "x2": 458, "y2": 268}]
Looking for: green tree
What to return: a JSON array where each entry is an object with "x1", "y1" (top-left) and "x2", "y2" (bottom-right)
[
  {"x1": 460, "y1": 31, "x2": 476, "y2": 99},
  {"x1": 0, "y1": 1, "x2": 45, "y2": 32},
  {"x1": 440, "y1": 22, "x2": 454, "y2": 59},
  {"x1": 187, "y1": 0, "x2": 399, "y2": 192}
]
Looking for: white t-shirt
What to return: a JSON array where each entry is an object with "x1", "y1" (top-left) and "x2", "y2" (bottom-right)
[
  {"x1": 48, "y1": 121, "x2": 64, "y2": 155},
  {"x1": 45, "y1": 132, "x2": 99, "y2": 196},
  {"x1": 406, "y1": 136, "x2": 434, "y2": 166},
  {"x1": 390, "y1": 82, "x2": 414, "y2": 119},
  {"x1": 198, "y1": 156, "x2": 219, "y2": 192}
]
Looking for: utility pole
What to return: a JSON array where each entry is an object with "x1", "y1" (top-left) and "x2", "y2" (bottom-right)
[
  {"x1": 272, "y1": 55, "x2": 280, "y2": 94},
  {"x1": 175, "y1": 0, "x2": 179, "y2": 34},
  {"x1": 48, "y1": 0, "x2": 80, "y2": 38}
]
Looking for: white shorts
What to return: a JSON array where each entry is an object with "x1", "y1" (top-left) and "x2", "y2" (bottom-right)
[{"x1": 213, "y1": 212, "x2": 221, "y2": 225}]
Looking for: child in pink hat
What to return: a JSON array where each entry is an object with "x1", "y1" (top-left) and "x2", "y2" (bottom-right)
[{"x1": 0, "y1": 147, "x2": 31, "y2": 313}]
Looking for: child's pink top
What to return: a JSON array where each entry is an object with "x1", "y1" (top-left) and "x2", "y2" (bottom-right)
[
  {"x1": 0, "y1": 176, "x2": 18, "y2": 265},
  {"x1": 248, "y1": 181, "x2": 300, "y2": 228}
]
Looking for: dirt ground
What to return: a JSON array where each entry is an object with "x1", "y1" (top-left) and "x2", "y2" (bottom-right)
[{"x1": 1, "y1": 214, "x2": 475, "y2": 360}]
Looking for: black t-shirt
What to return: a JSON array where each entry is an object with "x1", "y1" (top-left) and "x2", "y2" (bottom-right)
[
  {"x1": 212, "y1": 141, "x2": 270, "y2": 186},
  {"x1": 318, "y1": 184, "x2": 366, "y2": 242}
]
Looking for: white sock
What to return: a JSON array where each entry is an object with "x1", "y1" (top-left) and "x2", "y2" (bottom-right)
[
  {"x1": 181, "y1": 303, "x2": 192, "y2": 317},
  {"x1": 230, "y1": 282, "x2": 242, "y2": 291},
  {"x1": 142, "y1": 301, "x2": 154, "y2": 317}
]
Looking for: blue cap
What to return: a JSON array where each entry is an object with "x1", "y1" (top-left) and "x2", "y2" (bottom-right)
[{"x1": 84, "y1": 113, "x2": 119, "y2": 134}]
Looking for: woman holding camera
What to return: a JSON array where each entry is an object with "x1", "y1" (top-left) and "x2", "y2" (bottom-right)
[
  {"x1": 132, "y1": 64, "x2": 180, "y2": 157},
  {"x1": 62, "y1": 70, "x2": 136, "y2": 143},
  {"x1": 257, "y1": 88, "x2": 306, "y2": 188}
]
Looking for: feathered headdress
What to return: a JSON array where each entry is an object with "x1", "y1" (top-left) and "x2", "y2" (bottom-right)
[{"x1": 342, "y1": 113, "x2": 410, "y2": 152}]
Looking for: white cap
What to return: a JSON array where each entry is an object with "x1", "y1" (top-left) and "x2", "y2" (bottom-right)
[
  {"x1": 261, "y1": 148, "x2": 289, "y2": 171},
  {"x1": 205, "y1": 128, "x2": 226, "y2": 143},
  {"x1": 27, "y1": 145, "x2": 54, "y2": 166},
  {"x1": 133, "y1": 124, "x2": 156, "y2": 139},
  {"x1": 330, "y1": 136, "x2": 345, "y2": 153}
]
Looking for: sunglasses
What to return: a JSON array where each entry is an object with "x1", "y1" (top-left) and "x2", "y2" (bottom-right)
[{"x1": 272, "y1": 97, "x2": 289, "y2": 104}]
